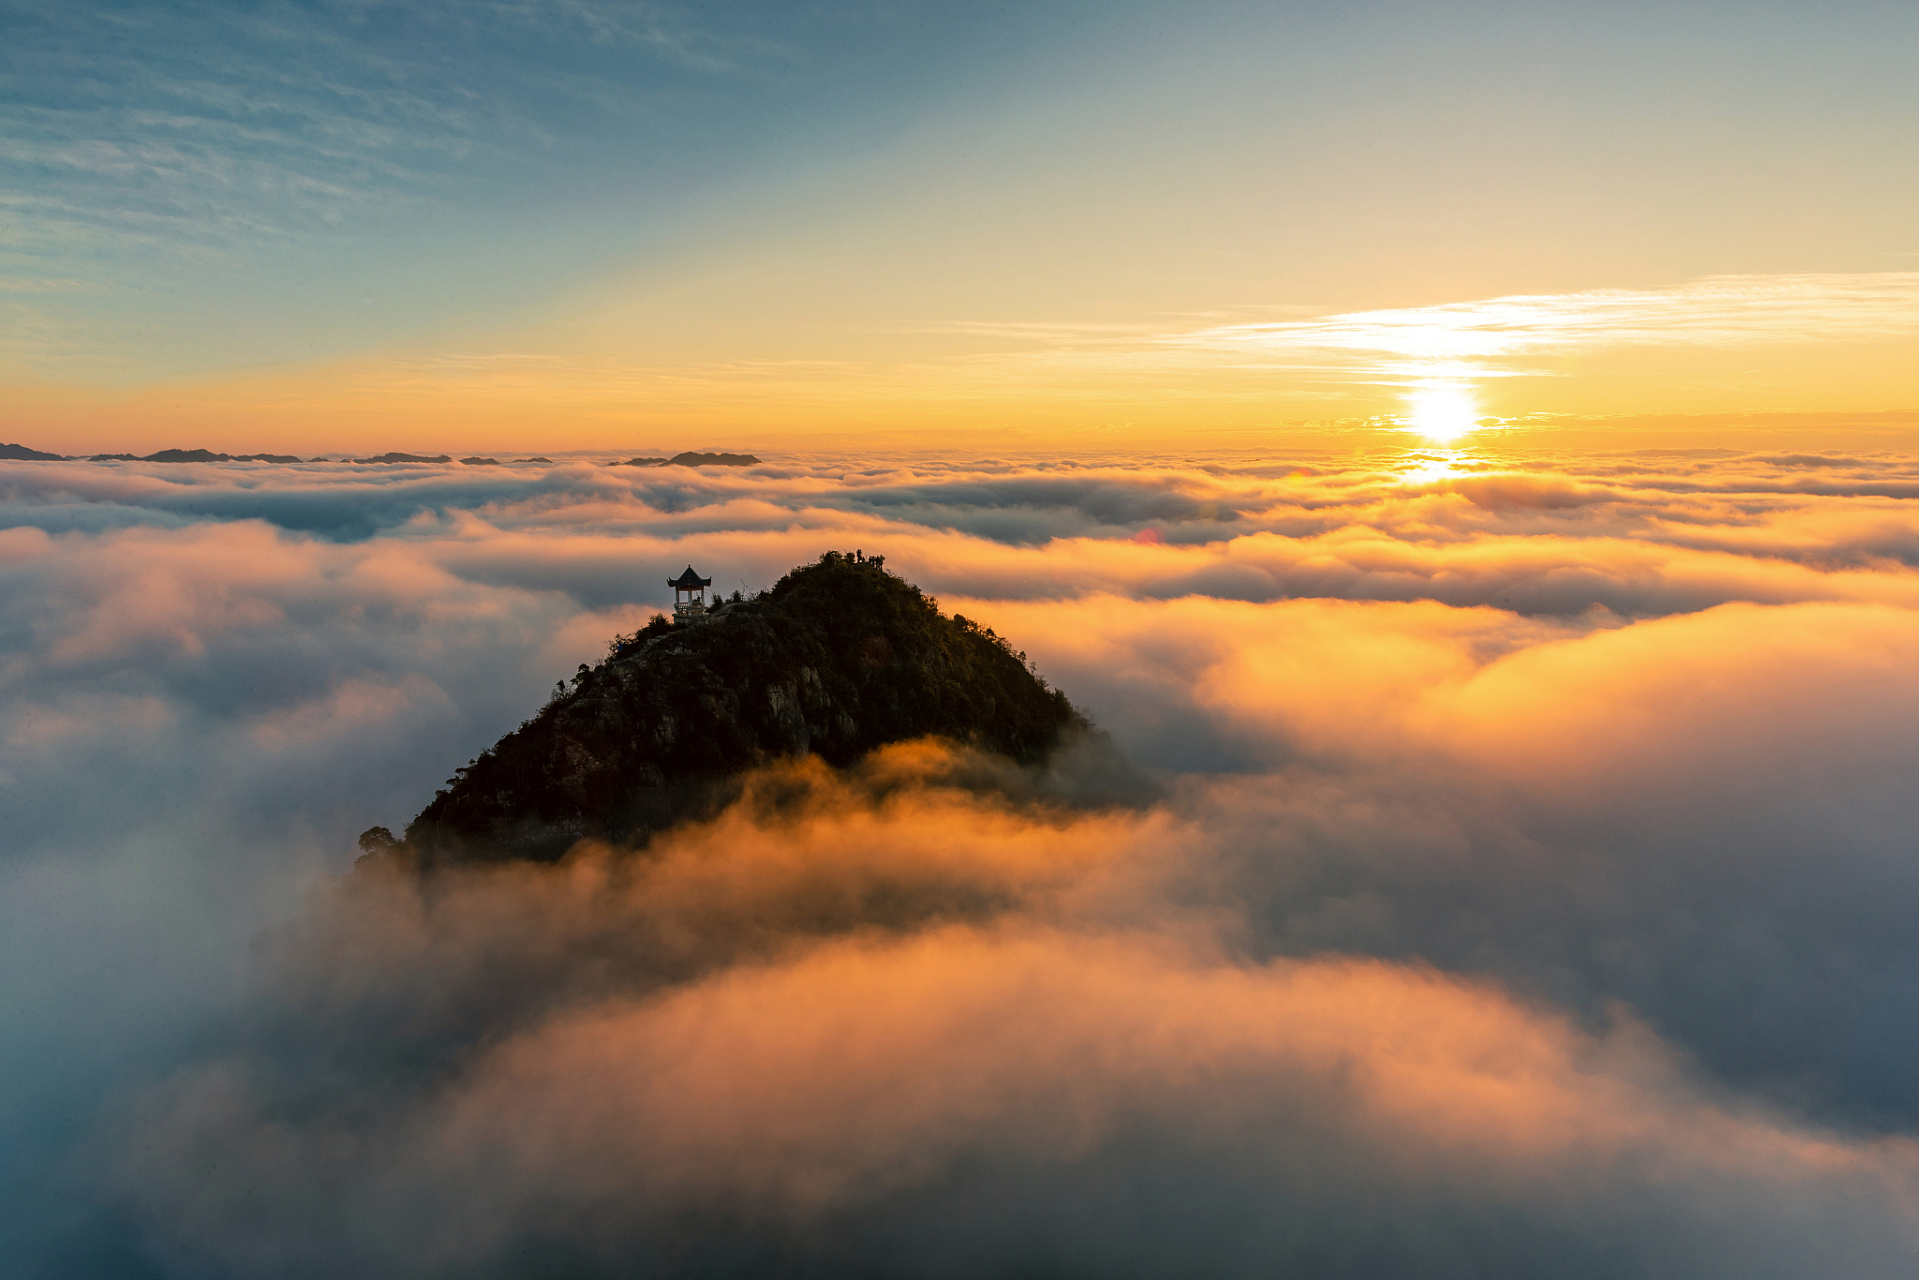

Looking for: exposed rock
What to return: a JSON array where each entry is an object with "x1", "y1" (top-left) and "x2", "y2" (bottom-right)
[
  {"x1": 352, "y1": 452, "x2": 453, "y2": 464},
  {"x1": 389, "y1": 552, "x2": 1103, "y2": 865}
]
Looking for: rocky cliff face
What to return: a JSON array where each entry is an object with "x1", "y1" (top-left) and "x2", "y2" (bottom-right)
[{"x1": 383, "y1": 552, "x2": 1087, "y2": 864}]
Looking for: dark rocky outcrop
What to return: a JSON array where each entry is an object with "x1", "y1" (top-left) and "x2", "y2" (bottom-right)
[
  {"x1": 352, "y1": 452, "x2": 453, "y2": 464},
  {"x1": 387, "y1": 552, "x2": 1095, "y2": 866}
]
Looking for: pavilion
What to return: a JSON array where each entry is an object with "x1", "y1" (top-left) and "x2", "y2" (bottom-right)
[{"x1": 669, "y1": 565, "x2": 713, "y2": 623}]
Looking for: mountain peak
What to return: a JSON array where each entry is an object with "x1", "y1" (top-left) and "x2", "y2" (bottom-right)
[{"x1": 378, "y1": 552, "x2": 1089, "y2": 865}]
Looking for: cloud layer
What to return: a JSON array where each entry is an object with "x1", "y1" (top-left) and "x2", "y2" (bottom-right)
[{"x1": 11, "y1": 445, "x2": 1919, "y2": 1275}]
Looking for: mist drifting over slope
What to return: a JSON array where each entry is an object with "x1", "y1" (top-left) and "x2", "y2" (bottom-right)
[{"x1": 12, "y1": 445, "x2": 1919, "y2": 1276}]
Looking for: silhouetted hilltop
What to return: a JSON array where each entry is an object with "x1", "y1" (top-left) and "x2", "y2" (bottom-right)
[
  {"x1": 611, "y1": 451, "x2": 761, "y2": 468},
  {"x1": 671, "y1": 451, "x2": 759, "y2": 466},
  {"x1": 0, "y1": 442, "x2": 67, "y2": 460},
  {"x1": 1, "y1": 445, "x2": 580, "y2": 465},
  {"x1": 379, "y1": 552, "x2": 1090, "y2": 865},
  {"x1": 84, "y1": 448, "x2": 301, "y2": 463}
]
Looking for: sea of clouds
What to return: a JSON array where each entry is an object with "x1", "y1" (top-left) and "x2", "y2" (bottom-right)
[{"x1": 9, "y1": 444, "x2": 1919, "y2": 1277}]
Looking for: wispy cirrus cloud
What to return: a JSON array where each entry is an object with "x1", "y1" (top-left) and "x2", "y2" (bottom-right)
[
  {"x1": 1168, "y1": 272, "x2": 1919, "y2": 381},
  {"x1": 0, "y1": 0, "x2": 994, "y2": 377},
  {"x1": 845, "y1": 274, "x2": 1919, "y2": 412}
]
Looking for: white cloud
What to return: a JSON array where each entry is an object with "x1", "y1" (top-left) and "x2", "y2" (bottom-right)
[
  {"x1": 10, "y1": 446, "x2": 1919, "y2": 1274},
  {"x1": 1169, "y1": 272, "x2": 1919, "y2": 380}
]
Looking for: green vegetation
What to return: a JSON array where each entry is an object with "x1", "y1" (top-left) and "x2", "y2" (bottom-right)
[{"x1": 392, "y1": 551, "x2": 1083, "y2": 864}]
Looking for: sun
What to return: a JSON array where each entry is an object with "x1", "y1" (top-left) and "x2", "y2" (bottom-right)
[{"x1": 1405, "y1": 384, "x2": 1480, "y2": 443}]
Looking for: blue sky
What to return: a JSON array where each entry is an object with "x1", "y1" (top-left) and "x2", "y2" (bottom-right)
[
  {"x1": 4, "y1": 1, "x2": 1097, "y2": 374},
  {"x1": 4, "y1": 0, "x2": 1915, "y2": 446}
]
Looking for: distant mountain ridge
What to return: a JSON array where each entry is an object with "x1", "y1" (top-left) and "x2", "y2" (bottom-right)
[
  {"x1": 0, "y1": 442, "x2": 67, "y2": 461},
  {"x1": 0, "y1": 445, "x2": 305, "y2": 463},
  {"x1": 90, "y1": 449, "x2": 302, "y2": 463},
  {"x1": 612, "y1": 451, "x2": 761, "y2": 468},
  {"x1": 0, "y1": 444, "x2": 758, "y2": 467},
  {"x1": 370, "y1": 552, "x2": 1094, "y2": 866}
]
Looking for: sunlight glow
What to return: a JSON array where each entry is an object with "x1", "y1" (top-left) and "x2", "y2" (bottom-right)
[
  {"x1": 1405, "y1": 384, "x2": 1480, "y2": 443},
  {"x1": 1399, "y1": 450, "x2": 1467, "y2": 485}
]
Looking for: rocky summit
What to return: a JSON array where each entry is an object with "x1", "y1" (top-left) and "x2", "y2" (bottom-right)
[{"x1": 375, "y1": 551, "x2": 1088, "y2": 864}]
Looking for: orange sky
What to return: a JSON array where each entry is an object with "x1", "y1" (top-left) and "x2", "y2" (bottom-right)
[{"x1": 6, "y1": 3, "x2": 1915, "y2": 455}]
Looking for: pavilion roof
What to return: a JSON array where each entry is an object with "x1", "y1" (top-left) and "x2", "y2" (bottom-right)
[{"x1": 668, "y1": 566, "x2": 712, "y2": 589}]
